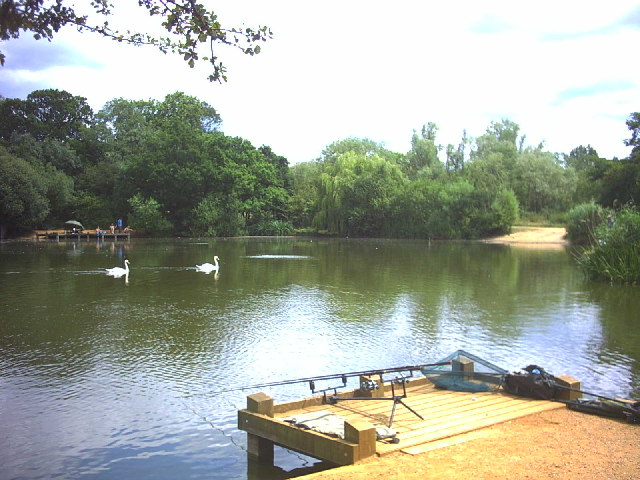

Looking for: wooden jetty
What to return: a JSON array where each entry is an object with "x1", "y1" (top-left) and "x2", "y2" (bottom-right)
[
  {"x1": 238, "y1": 373, "x2": 580, "y2": 467},
  {"x1": 36, "y1": 232, "x2": 130, "y2": 241}
]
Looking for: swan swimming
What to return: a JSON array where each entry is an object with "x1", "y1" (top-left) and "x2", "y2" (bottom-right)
[
  {"x1": 106, "y1": 259, "x2": 130, "y2": 277},
  {"x1": 196, "y1": 256, "x2": 219, "y2": 274}
]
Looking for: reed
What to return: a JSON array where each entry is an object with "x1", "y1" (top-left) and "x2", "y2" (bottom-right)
[{"x1": 576, "y1": 207, "x2": 640, "y2": 284}]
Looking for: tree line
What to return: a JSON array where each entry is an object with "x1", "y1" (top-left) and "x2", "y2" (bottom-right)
[{"x1": 1, "y1": 89, "x2": 639, "y2": 241}]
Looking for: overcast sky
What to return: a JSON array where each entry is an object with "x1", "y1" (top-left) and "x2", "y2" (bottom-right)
[{"x1": 2, "y1": 1, "x2": 639, "y2": 163}]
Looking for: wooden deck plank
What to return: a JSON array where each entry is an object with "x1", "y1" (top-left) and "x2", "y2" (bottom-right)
[
  {"x1": 378, "y1": 400, "x2": 564, "y2": 455},
  {"x1": 259, "y1": 380, "x2": 569, "y2": 462}
]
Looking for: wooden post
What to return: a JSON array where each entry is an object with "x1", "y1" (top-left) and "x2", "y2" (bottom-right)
[
  {"x1": 554, "y1": 375, "x2": 581, "y2": 401},
  {"x1": 452, "y1": 357, "x2": 474, "y2": 380},
  {"x1": 344, "y1": 420, "x2": 376, "y2": 461},
  {"x1": 246, "y1": 392, "x2": 275, "y2": 464}
]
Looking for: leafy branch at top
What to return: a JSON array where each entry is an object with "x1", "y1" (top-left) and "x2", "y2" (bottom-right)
[{"x1": 0, "y1": 0, "x2": 272, "y2": 82}]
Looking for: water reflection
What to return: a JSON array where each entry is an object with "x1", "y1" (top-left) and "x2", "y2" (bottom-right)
[{"x1": 0, "y1": 237, "x2": 638, "y2": 480}]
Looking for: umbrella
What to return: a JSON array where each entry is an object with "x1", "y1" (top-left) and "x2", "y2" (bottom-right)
[{"x1": 64, "y1": 220, "x2": 84, "y2": 229}]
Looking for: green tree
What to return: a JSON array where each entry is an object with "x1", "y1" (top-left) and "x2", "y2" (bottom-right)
[
  {"x1": 319, "y1": 137, "x2": 401, "y2": 165},
  {"x1": 8, "y1": 133, "x2": 81, "y2": 175},
  {"x1": 0, "y1": 90, "x2": 94, "y2": 142},
  {"x1": 564, "y1": 145, "x2": 601, "y2": 171},
  {"x1": 401, "y1": 122, "x2": 444, "y2": 179},
  {"x1": 593, "y1": 113, "x2": 640, "y2": 207},
  {"x1": 127, "y1": 194, "x2": 172, "y2": 235},
  {"x1": 511, "y1": 148, "x2": 576, "y2": 213},
  {"x1": 445, "y1": 129, "x2": 469, "y2": 172},
  {"x1": 288, "y1": 161, "x2": 322, "y2": 229},
  {"x1": 314, "y1": 151, "x2": 405, "y2": 236},
  {"x1": 191, "y1": 194, "x2": 243, "y2": 237},
  {"x1": 0, "y1": 146, "x2": 49, "y2": 235},
  {"x1": 0, "y1": 0, "x2": 271, "y2": 82},
  {"x1": 387, "y1": 178, "x2": 439, "y2": 238},
  {"x1": 472, "y1": 119, "x2": 521, "y2": 164},
  {"x1": 624, "y1": 112, "x2": 640, "y2": 155},
  {"x1": 564, "y1": 145, "x2": 605, "y2": 204}
]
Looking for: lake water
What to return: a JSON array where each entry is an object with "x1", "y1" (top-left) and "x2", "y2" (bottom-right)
[{"x1": 1, "y1": 237, "x2": 638, "y2": 480}]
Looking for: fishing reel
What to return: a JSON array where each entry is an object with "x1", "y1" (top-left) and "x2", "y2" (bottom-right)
[
  {"x1": 309, "y1": 375, "x2": 348, "y2": 403},
  {"x1": 360, "y1": 378, "x2": 380, "y2": 391}
]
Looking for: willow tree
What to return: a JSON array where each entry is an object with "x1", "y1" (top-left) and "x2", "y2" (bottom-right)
[{"x1": 314, "y1": 152, "x2": 406, "y2": 236}]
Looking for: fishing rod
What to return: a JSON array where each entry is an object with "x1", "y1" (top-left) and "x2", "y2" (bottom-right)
[
  {"x1": 552, "y1": 382, "x2": 639, "y2": 405},
  {"x1": 201, "y1": 361, "x2": 452, "y2": 396}
]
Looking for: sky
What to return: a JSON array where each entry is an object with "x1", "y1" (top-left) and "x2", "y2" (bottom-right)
[{"x1": 1, "y1": 1, "x2": 639, "y2": 164}]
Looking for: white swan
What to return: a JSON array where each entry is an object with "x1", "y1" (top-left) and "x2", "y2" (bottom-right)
[
  {"x1": 106, "y1": 259, "x2": 130, "y2": 277},
  {"x1": 196, "y1": 256, "x2": 219, "y2": 274}
]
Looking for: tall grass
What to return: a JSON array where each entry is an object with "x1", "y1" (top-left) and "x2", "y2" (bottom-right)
[
  {"x1": 575, "y1": 207, "x2": 640, "y2": 284},
  {"x1": 565, "y1": 202, "x2": 606, "y2": 245}
]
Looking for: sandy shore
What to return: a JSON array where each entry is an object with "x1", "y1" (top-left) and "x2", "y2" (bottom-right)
[
  {"x1": 483, "y1": 227, "x2": 568, "y2": 247},
  {"x1": 301, "y1": 407, "x2": 639, "y2": 480}
]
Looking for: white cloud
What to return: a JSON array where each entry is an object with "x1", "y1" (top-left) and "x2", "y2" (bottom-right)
[{"x1": 1, "y1": 1, "x2": 638, "y2": 162}]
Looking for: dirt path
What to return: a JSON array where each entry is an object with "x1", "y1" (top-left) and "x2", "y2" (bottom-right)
[{"x1": 301, "y1": 407, "x2": 639, "y2": 480}]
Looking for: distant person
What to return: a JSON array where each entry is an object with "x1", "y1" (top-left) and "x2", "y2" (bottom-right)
[
  {"x1": 110, "y1": 223, "x2": 115, "y2": 234},
  {"x1": 117, "y1": 218, "x2": 123, "y2": 233}
]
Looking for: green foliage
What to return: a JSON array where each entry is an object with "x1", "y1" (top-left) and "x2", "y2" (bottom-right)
[
  {"x1": 564, "y1": 145, "x2": 601, "y2": 171},
  {"x1": 511, "y1": 148, "x2": 576, "y2": 213},
  {"x1": 72, "y1": 191, "x2": 113, "y2": 228},
  {"x1": 250, "y1": 220, "x2": 294, "y2": 236},
  {"x1": 319, "y1": 138, "x2": 399, "y2": 164},
  {"x1": 0, "y1": 1, "x2": 271, "y2": 82},
  {"x1": 424, "y1": 181, "x2": 497, "y2": 239},
  {"x1": 190, "y1": 194, "x2": 244, "y2": 237},
  {"x1": 491, "y1": 189, "x2": 519, "y2": 234},
  {"x1": 576, "y1": 207, "x2": 640, "y2": 284},
  {"x1": 0, "y1": 90, "x2": 94, "y2": 142},
  {"x1": 8, "y1": 133, "x2": 81, "y2": 175},
  {"x1": 288, "y1": 162, "x2": 322, "y2": 228},
  {"x1": 127, "y1": 194, "x2": 172, "y2": 236},
  {"x1": 625, "y1": 112, "x2": 640, "y2": 154},
  {"x1": 313, "y1": 151, "x2": 406, "y2": 236},
  {"x1": 387, "y1": 179, "x2": 436, "y2": 238},
  {"x1": 565, "y1": 202, "x2": 607, "y2": 245},
  {"x1": 472, "y1": 119, "x2": 521, "y2": 163},
  {"x1": 0, "y1": 147, "x2": 49, "y2": 232},
  {"x1": 2, "y1": 85, "x2": 636, "y2": 245},
  {"x1": 404, "y1": 123, "x2": 444, "y2": 178}
]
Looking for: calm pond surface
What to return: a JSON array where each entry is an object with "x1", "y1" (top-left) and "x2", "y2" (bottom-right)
[{"x1": 1, "y1": 237, "x2": 639, "y2": 480}]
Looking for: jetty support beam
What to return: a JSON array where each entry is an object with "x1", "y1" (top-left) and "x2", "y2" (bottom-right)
[
  {"x1": 245, "y1": 392, "x2": 275, "y2": 464},
  {"x1": 239, "y1": 392, "x2": 377, "y2": 466},
  {"x1": 555, "y1": 375, "x2": 582, "y2": 401}
]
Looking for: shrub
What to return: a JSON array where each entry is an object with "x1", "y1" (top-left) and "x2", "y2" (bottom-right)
[
  {"x1": 576, "y1": 207, "x2": 640, "y2": 284},
  {"x1": 491, "y1": 189, "x2": 519, "y2": 235},
  {"x1": 190, "y1": 195, "x2": 244, "y2": 237},
  {"x1": 565, "y1": 202, "x2": 607, "y2": 245},
  {"x1": 250, "y1": 220, "x2": 294, "y2": 236},
  {"x1": 127, "y1": 194, "x2": 172, "y2": 236}
]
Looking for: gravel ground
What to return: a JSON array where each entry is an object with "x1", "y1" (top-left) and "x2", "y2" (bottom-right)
[{"x1": 301, "y1": 407, "x2": 639, "y2": 480}]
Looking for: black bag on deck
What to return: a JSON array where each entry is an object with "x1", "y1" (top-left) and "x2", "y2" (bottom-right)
[{"x1": 503, "y1": 365, "x2": 557, "y2": 400}]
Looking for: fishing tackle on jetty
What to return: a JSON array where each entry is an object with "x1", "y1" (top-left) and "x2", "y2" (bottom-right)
[{"x1": 200, "y1": 350, "x2": 638, "y2": 427}]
